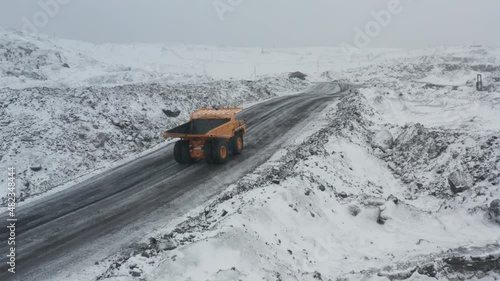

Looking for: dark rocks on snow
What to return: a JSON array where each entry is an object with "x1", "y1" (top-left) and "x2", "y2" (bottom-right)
[
  {"x1": 377, "y1": 214, "x2": 387, "y2": 225},
  {"x1": 448, "y1": 171, "x2": 472, "y2": 193},
  {"x1": 471, "y1": 64, "x2": 500, "y2": 73},
  {"x1": 337, "y1": 191, "x2": 348, "y2": 198},
  {"x1": 149, "y1": 237, "x2": 158, "y2": 247},
  {"x1": 489, "y1": 199, "x2": 500, "y2": 224},
  {"x1": 443, "y1": 255, "x2": 500, "y2": 274},
  {"x1": 160, "y1": 239, "x2": 178, "y2": 251},
  {"x1": 423, "y1": 83, "x2": 447, "y2": 90},
  {"x1": 62, "y1": 63, "x2": 70, "y2": 68},
  {"x1": 142, "y1": 134, "x2": 153, "y2": 143},
  {"x1": 387, "y1": 194, "x2": 399, "y2": 204},
  {"x1": 130, "y1": 270, "x2": 141, "y2": 277},
  {"x1": 30, "y1": 165, "x2": 42, "y2": 172},
  {"x1": 348, "y1": 205, "x2": 361, "y2": 217},
  {"x1": 289, "y1": 71, "x2": 307, "y2": 80},
  {"x1": 141, "y1": 251, "x2": 151, "y2": 258},
  {"x1": 134, "y1": 138, "x2": 144, "y2": 148},
  {"x1": 96, "y1": 132, "x2": 109, "y2": 148},
  {"x1": 417, "y1": 264, "x2": 437, "y2": 278},
  {"x1": 221, "y1": 209, "x2": 228, "y2": 217},
  {"x1": 111, "y1": 118, "x2": 123, "y2": 128},
  {"x1": 220, "y1": 192, "x2": 233, "y2": 201},
  {"x1": 162, "y1": 109, "x2": 181, "y2": 118},
  {"x1": 374, "y1": 239, "x2": 499, "y2": 279},
  {"x1": 395, "y1": 123, "x2": 428, "y2": 147}
]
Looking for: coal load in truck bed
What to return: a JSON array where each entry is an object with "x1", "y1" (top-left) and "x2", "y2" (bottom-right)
[{"x1": 167, "y1": 119, "x2": 230, "y2": 135}]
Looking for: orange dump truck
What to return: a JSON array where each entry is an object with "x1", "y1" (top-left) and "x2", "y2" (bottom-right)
[{"x1": 163, "y1": 108, "x2": 247, "y2": 164}]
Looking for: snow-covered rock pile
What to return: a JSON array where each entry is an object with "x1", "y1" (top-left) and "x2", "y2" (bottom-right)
[
  {"x1": 0, "y1": 28, "x2": 207, "y2": 89},
  {"x1": 377, "y1": 124, "x2": 499, "y2": 197},
  {"x1": 490, "y1": 199, "x2": 500, "y2": 224},
  {"x1": 322, "y1": 47, "x2": 500, "y2": 95},
  {"x1": 0, "y1": 77, "x2": 309, "y2": 205},
  {"x1": 372, "y1": 129, "x2": 394, "y2": 152},
  {"x1": 322, "y1": 49, "x2": 500, "y2": 202},
  {"x1": 0, "y1": 29, "x2": 73, "y2": 81},
  {"x1": 374, "y1": 250, "x2": 500, "y2": 281}
]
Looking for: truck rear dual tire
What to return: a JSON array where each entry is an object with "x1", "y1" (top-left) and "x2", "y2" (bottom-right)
[
  {"x1": 204, "y1": 140, "x2": 229, "y2": 164},
  {"x1": 213, "y1": 140, "x2": 229, "y2": 164},
  {"x1": 174, "y1": 140, "x2": 194, "y2": 164},
  {"x1": 204, "y1": 140, "x2": 214, "y2": 164}
]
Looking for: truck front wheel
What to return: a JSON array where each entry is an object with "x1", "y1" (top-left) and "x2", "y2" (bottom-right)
[
  {"x1": 230, "y1": 133, "x2": 243, "y2": 155},
  {"x1": 213, "y1": 140, "x2": 229, "y2": 164}
]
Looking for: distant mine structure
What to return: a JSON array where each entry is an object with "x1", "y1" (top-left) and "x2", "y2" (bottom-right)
[{"x1": 476, "y1": 74, "x2": 483, "y2": 91}]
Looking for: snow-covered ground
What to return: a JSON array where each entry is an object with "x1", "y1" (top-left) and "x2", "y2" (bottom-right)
[
  {"x1": 1, "y1": 28, "x2": 499, "y2": 280},
  {"x1": 91, "y1": 48, "x2": 500, "y2": 281},
  {"x1": 2, "y1": 27, "x2": 463, "y2": 89},
  {"x1": 54, "y1": 39, "x2": 419, "y2": 81}
]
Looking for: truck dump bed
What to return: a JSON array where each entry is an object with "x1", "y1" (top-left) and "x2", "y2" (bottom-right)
[
  {"x1": 166, "y1": 119, "x2": 230, "y2": 135},
  {"x1": 163, "y1": 108, "x2": 245, "y2": 139}
]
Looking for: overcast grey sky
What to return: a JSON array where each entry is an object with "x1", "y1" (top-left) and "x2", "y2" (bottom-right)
[{"x1": 0, "y1": 0, "x2": 498, "y2": 47}]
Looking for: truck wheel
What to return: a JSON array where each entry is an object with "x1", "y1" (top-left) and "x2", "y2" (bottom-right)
[
  {"x1": 230, "y1": 133, "x2": 243, "y2": 155},
  {"x1": 174, "y1": 140, "x2": 193, "y2": 164},
  {"x1": 174, "y1": 141, "x2": 185, "y2": 164},
  {"x1": 181, "y1": 141, "x2": 195, "y2": 164},
  {"x1": 213, "y1": 140, "x2": 229, "y2": 164},
  {"x1": 204, "y1": 140, "x2": 214, "y2": 164}
]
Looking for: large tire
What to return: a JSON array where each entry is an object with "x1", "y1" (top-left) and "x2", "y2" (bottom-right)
[
  {"x1": 182, "y1": 141, "x2": 195, "y2": 164},
  {"x1": 174, "y1": 141, "x2": 184, "y2": 164},
  {"x1": 213, "y1": 140, "x2": 229, "y2": 164},
  {"x1": 174, "y1": 140, "x2": 193, "y2": 164},
  {"x1": 230, "y1": 133, "x2": 243, "y2": 155},
  {"x1": 204, "y1": 140, "x2": 214, "y2": 164}
]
